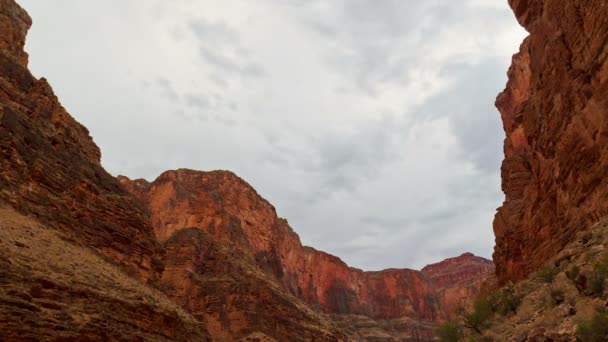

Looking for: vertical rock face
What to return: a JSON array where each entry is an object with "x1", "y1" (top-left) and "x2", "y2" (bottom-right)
[
  {"x1": 120, "y1": 169, "x2": 492, "y2": 328},
  {"x1": 494, "y1": 0, "x2": 608, "y2": 282},
  {"x1": 0, "y1": 0, "x2": 160, "y2": 280}
]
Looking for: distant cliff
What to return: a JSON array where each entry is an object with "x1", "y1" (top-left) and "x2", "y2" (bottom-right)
[{"x1": 120, "y1": 170, "x2": 493, "y2": 338}]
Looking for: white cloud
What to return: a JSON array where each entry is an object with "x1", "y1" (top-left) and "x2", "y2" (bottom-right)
[{"x1": 19, "y1": 0, "x2": 526, "y2": 270}]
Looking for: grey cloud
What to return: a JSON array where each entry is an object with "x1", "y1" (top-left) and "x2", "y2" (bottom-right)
[
  {"x1": 155, "y1": 77, "x2": 180, "y2": 102},
  {"x1": 184, "y1": 93, "x2": 210, "y2": 110},
  {"x1": 187, "y1": 17, "x2": 264, "y2": 77},
  {"x1": 19, "y1": 0, "x2": 522, "y2": 271},
  {"x1": 414, "y1": 58, "x2": 508, "y2": 172}
]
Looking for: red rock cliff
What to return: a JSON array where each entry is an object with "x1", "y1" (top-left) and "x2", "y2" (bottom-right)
[
  {"x1": 422, "y1": 253, "x2": 494, "y2": 319},
  {"x1": 120, "y1": 169, "x2": 492, "y2": 324},
  {"x1": 494, "y1": 0, "x2": 608, "y2": 282},
  {"x1": 0, "y1": 1, "x2": 210, "y2": 339},
  {"x1": 0, "y1": 0, "x2": 161, "y2": 280}
]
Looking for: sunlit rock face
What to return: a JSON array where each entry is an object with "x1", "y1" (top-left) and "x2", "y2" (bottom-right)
[{"x1": 494, "y1": 0, "x2": 608, "y2": 283}]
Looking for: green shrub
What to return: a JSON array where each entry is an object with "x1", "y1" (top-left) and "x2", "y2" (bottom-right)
[
  {"x1": 585, "y1": 255, "x2": 608, "y2": 297},
  {"x1": 436, "y1": 321, "x2": 461, "y2": 342},
  {"x1": 576, "y1": 312, "x2": 608, "y2": 342},
  {"x1": 489, "y1": 288, "x2": 521, "y2": 316},
  {"x1": 537, "y1": 265, "x2": 559, "y2": 283},
  {"x1": 462, "y1": 298, "x2": 492, "y2": 334}
]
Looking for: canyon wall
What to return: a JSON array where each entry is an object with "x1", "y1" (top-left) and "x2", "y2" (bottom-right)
[
  {"x1": 494, "y1": 0, "x2": 608, "y2": 282},
  {"x1": 0, "y1": 0, "x2": 160, "y2": 281},
  {"x1": 120, "y1": 169, "x2": 493, "y2": 328},
  {"x1": 0, "y1": 0, "x2": 211, "y2": 339}
]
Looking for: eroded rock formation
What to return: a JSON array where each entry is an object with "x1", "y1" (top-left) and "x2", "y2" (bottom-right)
[
  {"x1": 0, "y1": 0, "x2": 209, "y2": 339},
  {"x1": 494, "y1": 0, "x2": 608, "y2": 282},
  {"x1": 422, "y1": 253, "x2": 494, "y2": 319},
  {"x1": 0, "y1": 0, "x2": 160, "y2": 281},
  {"x1": 120, "y1": 169, "x2": 493, "y2": 339}
]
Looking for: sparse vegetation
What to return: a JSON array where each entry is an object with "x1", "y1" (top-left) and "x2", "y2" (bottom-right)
[
  {"x1": 436, "y1": 321, "x2": 462, "y2": 342},
  {"x1": 488, "y1": 287, "x2": 521, "y2": 316},
  {"x1": 549, "y1": 287, "x2": 565, "y2": 305},
  {"x1": 537, "y1": 265, "x2": 559, "y2": 284},
  {"x1": 576, "y1": 312, "x2": 608, "y2": 342},
  {"x1": 461, "y1": 298, "x2": 492, "y2": 334},
  {"x1": 584, "y1": 254, "x2": 608, "y2": 297}
]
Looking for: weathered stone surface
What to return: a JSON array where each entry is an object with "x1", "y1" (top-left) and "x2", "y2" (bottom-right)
[
  {"x1": 0, "y1": 1, "x2": 209, "y2": 339},
  {"x1": 422, "y1": 253, "x2": 494, "y2": 319},
  {"x1": 0, "y1": 207, "x2": 210, "y2": 341},
  {"x1": 158, "y1": 228, "x2": 345, "y2": 341},
  {"x1": 494, "y1": 0, "x2": 608, "y2": 283},
  {"x1": 121, "y1": 169, "x2": 493, "y2": 329},
  {"x1": 0, "y1": 0, "x2": 160, "y2": 280}
]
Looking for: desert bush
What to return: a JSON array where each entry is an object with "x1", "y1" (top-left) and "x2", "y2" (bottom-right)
[
  {"x1": 537, "y1": 265, "x2": 559, "y2": 283},
  {"x1": 436, "y1": 321, "x2": 461, "y2": 342},
  {"x1": 462, "y1": 298, "x2": 492, "y2": 334},
  {"x1": 576, "y1": 312, "x2": 608, "y2": 342},
  {"x1": 549, "y1": 287, "x2": 565, "y2": 305},
  {"x1": 585, "y1": 255, "x2": 608, "y2": 297},
  {"x1": 489, "y1": 288, "x2": 521, "y2": 316}
]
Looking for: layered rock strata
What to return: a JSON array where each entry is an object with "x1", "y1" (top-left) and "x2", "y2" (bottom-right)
[
  {"x1": 120, "y1": 170, "x2": 493, "y2": 331},
  {"x1": 494, "y1": 0, "x2": 608, "y2": 282}
]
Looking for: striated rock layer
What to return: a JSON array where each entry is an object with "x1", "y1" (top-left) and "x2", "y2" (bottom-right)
[
  {"x1": 0, "y1": 0, "x2": 160, "y2": 281},
  {"x1": 422, "y1": 253, "x2": 494, "y2": 319},
  {"x1": 120, "y1": 170, "x2": 442, "y2": 322},
  {"x1": 494, "y1": 0, "x2": 608, "y2": 283},
  {"x1": 120, "y1": 169, "x2": 493, "y2": 332},
  {"x1": 0, "y1": 0, "x2": 210, "y2": 339}
]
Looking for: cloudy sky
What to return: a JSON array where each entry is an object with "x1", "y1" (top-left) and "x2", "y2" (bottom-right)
[{"x1": 19, "y1": 0, "x2": 526, "y2": 270}]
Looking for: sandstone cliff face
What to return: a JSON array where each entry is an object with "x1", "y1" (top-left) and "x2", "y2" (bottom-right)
[
  {"x1": 119, "y1": 170, "x2": 443, "y2": 322},
  {"x1": 0, "y1": 1, "x2": 210, "y2": 339},
  {"x1": 494, "y1": 0, "x2": 608, "y2": 283},
  {"x1": 0, "y1": 0, "x2": 160, "y2": 281},
  {"x1": 120, "y1": 169, "x2": 493, "y2": 329}
]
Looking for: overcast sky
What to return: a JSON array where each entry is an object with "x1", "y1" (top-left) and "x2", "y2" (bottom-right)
[{"x1": 19, "y1": 0, "x2": 526, "y2": 270}]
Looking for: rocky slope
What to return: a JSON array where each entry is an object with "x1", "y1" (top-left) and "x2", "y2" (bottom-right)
[
  {"x1": 120, "y1": 169, "x2": 493, "y2": 339},
  {"x1": 494, "y1": 0, "x2": 608, "y2": 283},
  {"x1": 455, "y1": 217, "x2": 608, "y2": 341}
]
